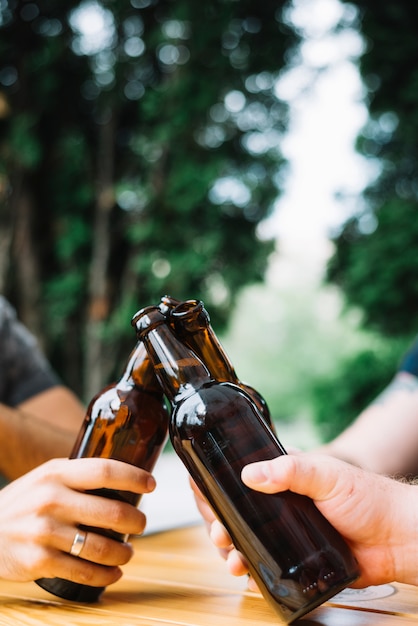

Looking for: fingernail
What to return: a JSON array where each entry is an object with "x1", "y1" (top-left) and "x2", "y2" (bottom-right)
[{"x1": 147, "y1": 475, "x2": 156, "y2": 491}]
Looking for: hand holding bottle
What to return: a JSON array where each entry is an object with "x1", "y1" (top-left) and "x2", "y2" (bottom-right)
[
  {"x1": 198, "y1": 453, "x2": 418, "y2": 589},
  {"x1": 0, "y1": 458, "x2": 155, "y2": 584},
  {"x1": 37, "y1": 339, "x2": 169, "y2": 602}
]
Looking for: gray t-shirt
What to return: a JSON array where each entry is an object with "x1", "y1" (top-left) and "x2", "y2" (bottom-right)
[{"x1": 0, "y1": 296, "x2": 60, "y2": 406}]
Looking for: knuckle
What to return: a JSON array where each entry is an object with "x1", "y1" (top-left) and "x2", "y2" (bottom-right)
[
  {"x1": 105, "y1": 500, "x2": 126, "y2": 527},
  {"x1": 28, "y1": 517, "x2": 57, "y2": 544},
  {"x1": 282, "y1": 453, "x2": 298, "y2": 477},
  {"x1": 26, "y1": 548, "x2": 56, "y2": 577},
  {"x1": 36, "y1": 458, "x2": 64, "y2": 481},
  {"x1": 94, "y1": 539, "x2": 132, "y2": 565},
  {"x1": 98, "y1": 460, "x2": 115, "y2": 483},
  {"x1": 35, "y1": 485, "x2": 63, "y2": 515},
  {"x1": 100, "y1": 502, "x2": 144, "y2": 539},
  {"x1": 72, "y1": 563, "x2": 98, "y2": 585},
  {"x1": 93, "y1": 538, "x2": 114, "y2": 562}
]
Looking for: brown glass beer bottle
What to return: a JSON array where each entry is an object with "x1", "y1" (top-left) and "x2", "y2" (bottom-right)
[
  {"x1": 36, "y1": 340, "x2": 170, "y2": 603},
  {"x1": 167, "y1": 298, "x2": 273, "y2": 428},
  {"x1": 132, "y1": 305, "x2": 359, "y2": 624}
]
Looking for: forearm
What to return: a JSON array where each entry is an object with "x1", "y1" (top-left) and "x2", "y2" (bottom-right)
[
  {"x1": 0, "y1": 387, "x2": 85, "y2": 480},
  {"x1": 0, "y1": 403, "x2": 75, "y2": 479},
  {"x1": 319, "y1": 372, "x2": 418, "y2": 477},
  {"x1": 18, "y1": 385, "x2": 85, "y2": 434}
]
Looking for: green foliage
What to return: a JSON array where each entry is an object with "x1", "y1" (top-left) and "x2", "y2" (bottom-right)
[
  {"x1": 0, "y1": 0, "x2": 298, "y2": 394},
  {"x1": 311, "y1": 339, "x2": 409, "y2": 442},
  {"x1": 44, "y1": 272, "x2": 86, "y2": 335},
  {"x1": 327, "y1": 198, "x2": 418, "y2": 336},
  {"x1": 320, "y1": 0, "x2": 418, "y2": 434},
  {"x1": 220, "y1": 277, "x2": 370, "y2": 426},
  {"x1": 329, "y1": 0, "x2": 418, "y2": 339},
  {"x1": 8, "y1": 115, "x2": 42, "y2": 168}
]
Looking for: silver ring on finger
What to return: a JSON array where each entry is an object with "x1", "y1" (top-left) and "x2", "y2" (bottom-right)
[{"x1": 70, "y1": 529, "x2": 87, "y2": 557}]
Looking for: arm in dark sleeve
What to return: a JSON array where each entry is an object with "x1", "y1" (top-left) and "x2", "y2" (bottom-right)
[{"x1": 0, "y1": 297, "x2": 60, "y2": 406}]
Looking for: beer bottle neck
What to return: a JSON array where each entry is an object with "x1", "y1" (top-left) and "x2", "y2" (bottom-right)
[
  {"x1": 133, "y1": 306, "x2": 213, "y2": 403},
  {"x1": 117, "y1": 340, "x2": 161, "y2": 393},
  {"x1": 171, "y1": 300, "x2": 238, "y2": 383}
]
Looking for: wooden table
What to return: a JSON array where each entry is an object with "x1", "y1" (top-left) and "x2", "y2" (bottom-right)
[{"x1": 0, "y1": 523, "x2": 417, "y2": 625}]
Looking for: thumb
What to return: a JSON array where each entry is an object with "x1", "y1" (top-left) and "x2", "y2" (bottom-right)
[{"x1": 241, "y1": 453, "x2": 358, "y2": 504}]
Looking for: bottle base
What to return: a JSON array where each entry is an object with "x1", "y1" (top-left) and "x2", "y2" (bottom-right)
[
  {"x1": 280, "y1": 573, "x2": 359, "y2": 624},
  {"x1": 35, "y1": 577, "x2": 104, "y2": 603}
]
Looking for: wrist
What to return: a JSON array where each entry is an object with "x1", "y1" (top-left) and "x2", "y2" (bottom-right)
[{"x1": 391, "y1": 482, "x2": 418, "y2": 585}]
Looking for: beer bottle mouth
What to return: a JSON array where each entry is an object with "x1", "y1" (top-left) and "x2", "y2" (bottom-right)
[
  {"x1": 171, "y1": 299, "x2": 202, "y2": 316},
  {"x1": 159, "y1": 295, "x2": 181, "y2": 315},
  {"x1": 131, "y1": 305, "x2": 165, "y2": 336},
  {"x1": 171, "y1": 299, "x2": 210, "y2": 334}
]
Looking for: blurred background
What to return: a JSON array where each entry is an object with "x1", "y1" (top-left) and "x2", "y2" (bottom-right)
[{"x1": 0, "y1": 0, "x2": 417, "y2": 450}]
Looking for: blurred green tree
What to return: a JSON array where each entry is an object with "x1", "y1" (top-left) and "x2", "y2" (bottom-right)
[
  {"x1": 0, "y1": 0, "x2": 298, "y2": 398},
  {"x1": 327, "y1": 0, "x2": 418, "y2": 340},
  {"x1": 313, "y1": 0, "x2": 418, "y2": 439},
  {"x1": 311, "y1": 341, "x2": 407, "y2": 442}
]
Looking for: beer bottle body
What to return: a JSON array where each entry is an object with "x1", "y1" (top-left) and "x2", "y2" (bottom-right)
[
  {"x1": 133, "y1": 306, "x2": 359, "y2": 624},
  {"x1": 170, "y1": 381, "x2": 358, "y2": 623},
  {"x1": 36, "y1": 341, "x2": 169, "y2": 603}
]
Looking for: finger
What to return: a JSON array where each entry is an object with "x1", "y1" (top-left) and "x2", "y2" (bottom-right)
[
  {"x1": 67, "y1": 493, "x2": 148, "y2": 537},
  {"x1": 77, "y1": 534, "x2": 133, "y2": 567},
  {"x1": 36, "y1": 548, "x2": 125, "y2": 587},
  {"x1": 241, "y1": 453, "x2": 354, "y2": 502},
  {"x1": 41, "y1": 458, "x2": 156, "y2": 495},
  {"x1": 23, "y1": 515, "x2": 138, "y2": 567},
  {"x1": 189, "y1": 478, "x2": 217, "y2": 524},
  {"x1": 65, "y1": 528, "x2": 134, "y2": 566},
  {"x1": 32, "y1": 484, "x2": 148, "y2": 539},
  {"x1": 247, "y1": 576, "x2": 260, "y2": 593},
  {"x1": 226, "y1": 548, "x2": 249, "y2": 577},
  {"x1": 209, "y1": 519, "x2": 233, "y2": 550}
]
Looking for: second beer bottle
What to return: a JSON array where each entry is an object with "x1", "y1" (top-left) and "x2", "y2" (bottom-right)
[
  {"x1": 133, "y1": 305, "x2": 359, "y2": 625},
  {"x1": 166, "y1": 297, "x2": 273, "y2": 428},
  {"x1": 36, "y1": 339, "x2": 170, "y2": 602}
]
